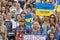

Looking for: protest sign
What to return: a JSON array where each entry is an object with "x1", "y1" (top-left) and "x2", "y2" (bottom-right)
[
  {"x1": 23, "y1": 35, "x2": 46, "y2": 40},
  {"x1": 36, "y1": 2, "x2": 54, "y2": 16}
]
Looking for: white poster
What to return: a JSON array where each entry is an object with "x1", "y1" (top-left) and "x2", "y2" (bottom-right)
[
  {"x1": 23, "y1": 35, "x2": 34, "y2": 40},
  {"x1": 23, "y1": 35, "x2": 46, "y2": 40}
]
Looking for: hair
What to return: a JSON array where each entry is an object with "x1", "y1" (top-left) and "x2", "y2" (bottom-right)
[
  {"x1": 26, "y1": 0, "x2": 30, "y2": 3},
  {"x1": 1, "y1": 6, "x2": 7, "y2": 14},
  {"x1": 26, "y1": 4, "x2": 32, "y2": 10},
  {"x1": 57, "y1": 27, "x2": 60, "y2": 32},
  {"x1": 32, "y1": 22, "x2": 40, "y2": 28},
  {"x1": 48, "y1": 32, "x2": 55, "y2": 40},
  {"x1": 50, "y1": 23, "x2": 55, "y2": 28},
  {"x1": 19, "y1": 19, "x2": 25, "y2": 27},
  {"x1": 33, "y1": 15, "x2": 41, "y2": 25},
  {"x1": 50, "y1": 14, "x2": 56, "y2": 24},
  {"x1": 20, "y1": 11, "x2": 26, "y2": 16},
  {"x1": 26, "y1": 0, "x2": 28, "y2": 2},
  {"x1": 44, "y1": 16, "x2": 50, "y2": 22},
  {"x1": 16, "y1": 14, "x2": 21, "y2": 21}
]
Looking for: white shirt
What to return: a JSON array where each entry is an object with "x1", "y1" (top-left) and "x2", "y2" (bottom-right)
[
  {"x1": 15, "y1": 8, "x2": 23, "y2": 14},
  {"x1": 12, "y1": 21, "x2": 19, "y2": 29}
]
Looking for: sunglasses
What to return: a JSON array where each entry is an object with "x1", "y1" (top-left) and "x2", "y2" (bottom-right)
[{"x1": 50, "y1": 16, "x2": 55, "y2": 18}]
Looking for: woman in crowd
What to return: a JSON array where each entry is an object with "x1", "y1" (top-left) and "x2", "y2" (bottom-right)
[
  {"x1": 20, "y1": 11, "x2": 26, "y2": 19},
  {"x1": 48, "y1": 32, "x2": 57, "y2": 40},
  {"x1": 50, "y1": 14, "x2": 56, "y2": 24},
  {"x1": 33, "y1": 15, "x2": 41, "y2": 25},
  {"x1": 0, "y1": 18, "x2": 7, "y2": 40},
  {"x1": 32, "y1": 22, "x2": 42, "y2": 35},
  {"x1": 56, "y1": 13, "x2": 60, "y2": 27},
  {"x1": 42, "y1": 16, "x2": 51, "y2": 35}
]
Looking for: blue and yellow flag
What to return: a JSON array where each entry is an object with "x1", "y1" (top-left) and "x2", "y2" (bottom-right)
[
  {"x1": 57, "y1": 0, "x2": 60, "y2": 12},
  {"x1": 46, "y1": 0, "x2": 49, "y2": 3},
  {"x1": 36, "y1": 2, "x2": 54, "y2": 16}
]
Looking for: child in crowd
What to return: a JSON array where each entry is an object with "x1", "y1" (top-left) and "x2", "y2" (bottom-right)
[
  {"x1": 25, "y1": 6, "x2": 33, "y2": 27},
  {"x1": 32, "y1": 22, "x2": 42, "y2": 35},
  {"x1": 16, "y1": 19, "x2": 32, "y2": 34}
]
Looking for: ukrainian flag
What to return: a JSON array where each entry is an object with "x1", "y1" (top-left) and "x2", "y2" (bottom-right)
[
  {"x1": 57, "y1": 0, "x2": 60, "y2": 12},
  {"x1": 36, "y1": 2, "x2": 54, "y2": 16},
  {"x1": 46, "y1": 0, "x2": 49, "y2": 3}
]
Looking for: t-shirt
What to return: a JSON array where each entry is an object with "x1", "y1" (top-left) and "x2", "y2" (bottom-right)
[
  {"x1": 42, "y1": 23, "x2": 51, "y2": 35},
  {"x1": 25, "y1": 13, "x2": 33, "y2": 27},
  {"x1": 59, "y1": 36, "x2": 60, "y2": 40},
  {"x1": 18, "y1": 1, "x2": 25, "y2": 9},
  {"x1": 4, "y1": 21, "x2": 12, "y2": 32},
  {"x1": 16, "y1": 26, "x2": 32, "y2": 34},
  {"x1": 15, "y1": 8, "x2": 23, "y2": 14}
]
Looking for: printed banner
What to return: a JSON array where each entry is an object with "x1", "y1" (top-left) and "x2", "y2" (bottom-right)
[
  {"x1": 23, "y1": 35, "x2": 46, "y2": 40},
  {"x1": 23, "y1": 35, "x2": 34, "y2": 40},
  {"x1": 34, "y1": 35, "x2": 46, "y2": 40},
  {"x1": 36, "y1": 2, "x2": 54, "y2": 16}
]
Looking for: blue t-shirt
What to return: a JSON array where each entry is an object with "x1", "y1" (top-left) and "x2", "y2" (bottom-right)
[
  {"x1": 42, "y1": 23, "x2": 51, "y2": 35},
  {"x1": 4, "y1": 21, "x2": 12, "y2": 32},
  {"x1": 16, "y1": 26, "x2": 32, "y2": 34},
  {"x1": 58, "y1": 22, "x2": 60, "y2": 27},
  {"x1": 54, "y1": 29, "x2": 60, "y2": 40},
  {"x1": 25, "y1": 13, "x2": 33, "y2": 27}
]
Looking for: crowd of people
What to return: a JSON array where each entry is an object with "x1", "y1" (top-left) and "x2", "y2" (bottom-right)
[{"x1": 0, "y1": 0, "x2": 60, "y2": 40}]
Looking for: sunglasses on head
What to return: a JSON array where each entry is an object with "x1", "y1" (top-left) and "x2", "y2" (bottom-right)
[{"x1": 50, "y1": 16, "x2": 55, "y2": 18}]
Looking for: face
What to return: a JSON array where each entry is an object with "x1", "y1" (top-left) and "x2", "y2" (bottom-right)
[
  {"x1": 34, "y1": 15, "x2": 38, "y2": 21},
  {"x1": 3, "y1": 1, "x2": 7, "y2": 4},
  {"x1": 17, "y1": 15, "x2": 21, "y2": 21},
  {"x1": 19, "y1": 21, "x2": 25, "y2": 27},
  {"x1": 50, "y1": 33, "x2": 54, "y2": 39},
  {"x1": 0, "y1": 18, "x2": 3, "y2": 25},
  {"x1": 21, "y1": 13, "x2": 25, "y2": 18},
  {"x1": 16, "y1": 3, "x2": 20, "y2": 9},
  {"x1": 58, "y1": 28, "x2": 60, "y2": 34},
  {"x1": 51, "y1": 26, "x2": 55, "y2": 30},
  {"x1": 50, "y1": 16, "x2": 55, "y2": 22},
  {"x1": 0, "y1": 2, "x2": 1, "y2": 6},
  {"x1": 2, "y1": 7, "x2": 6, "y2": 12},
  {"x1": 13, "y1": 2, "x2": 17, "y2": 6},
  {"x1": 0, "y1": 7, "x2": 1, "y2": 12},
  {"x1": 2, "y1": 13, "x2": 6, "y2": 17},
  {"x1": 27, "y1": 8, "x2": 31, "y2": 13},
  {"x1": 33, "y1": 22, "x2": 40, "y2": 30},
  {"x1": 20, "y1": 0, "x2": 23, "y2": 1},
  {"x1": 4, "y1": 15, "x2": 7, "y2": 20},
  {"x1": 8, "y1": 2, "x2": 12, "y2": 6},
  {"x1": 26, "y1": 0, "x2": 30, "y2": 3},
  {"x1": 7, "y1": 13, "x2": 12, "y2": 19},
  {"x1": 57, "y1": 13, "x2": 60, "y2": 19},
  {"x1": 44, "y1": 17, "x2": 49, "y2": 23}
]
